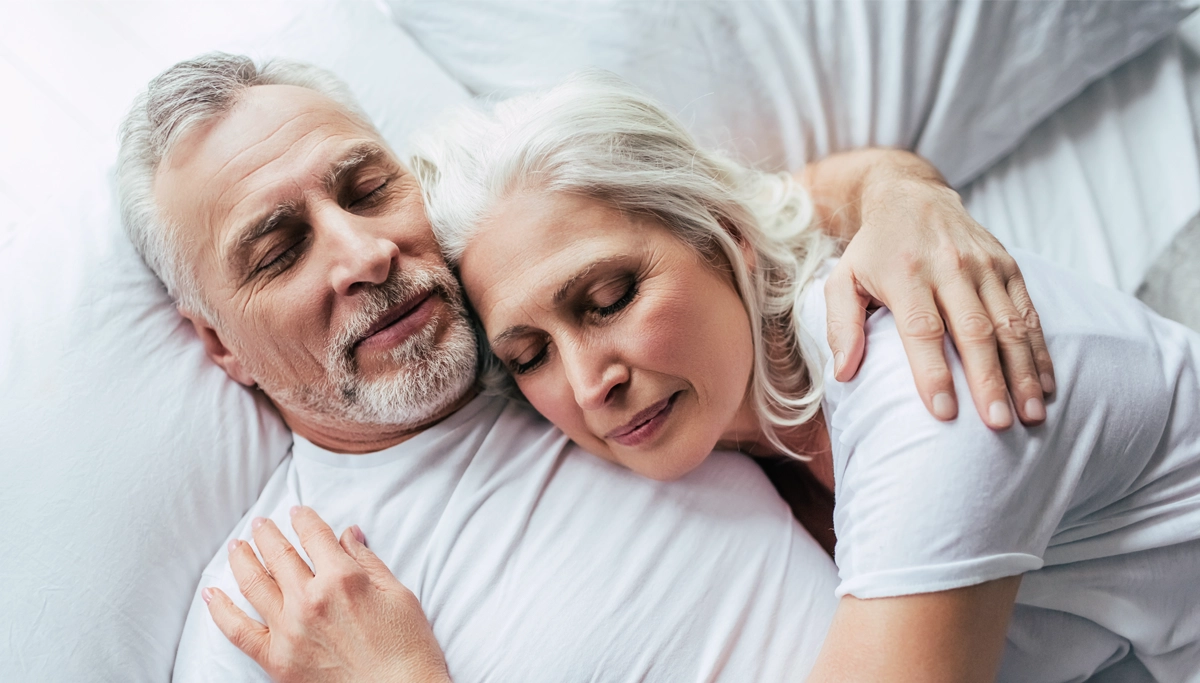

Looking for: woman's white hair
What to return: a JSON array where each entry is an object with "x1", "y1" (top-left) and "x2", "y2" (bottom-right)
[
  {"x1": 411, "y1": 71, "x2": 836, "y2": 458},
  {"x1": 116, "y1": 52, "x2": 374, "y2": 322}
]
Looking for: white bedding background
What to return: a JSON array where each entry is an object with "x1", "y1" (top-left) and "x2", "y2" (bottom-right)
[
  {"x1": 962, "y1": 16, "x2": 1200, "y2": 294},
  {"x1": 391, "y1": 0, "x2": 1200, "y2": 293},
  {"x1": 1, "y1": 2, "x2": 1198, "y2": 681},
  {"x1": 0, "y1": 2, "x2": 469, "y2": 680}
]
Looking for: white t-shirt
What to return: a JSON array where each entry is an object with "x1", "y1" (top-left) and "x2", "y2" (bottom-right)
[
  {"x1": 173, "y1": 396, "x2": 839, "y2": 682},
  {"x1": 800, "y1": 251, "x2": 1200, "y2": 682}
]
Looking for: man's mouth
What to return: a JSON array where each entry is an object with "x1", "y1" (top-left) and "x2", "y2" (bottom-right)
[
  {"x1": 354, "y1": 290, "x2": 437, "y2": 352},
  {"x1": 606, "y1": 391, "x2": 681, "y2": 447}
]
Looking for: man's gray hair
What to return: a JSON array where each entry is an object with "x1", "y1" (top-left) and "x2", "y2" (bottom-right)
[{"x1": 116, "y1": 52, "x2": 373, "y2": 322}]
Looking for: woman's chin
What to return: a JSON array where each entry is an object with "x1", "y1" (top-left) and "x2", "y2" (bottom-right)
[{"x1": 621, "y1": 447, "x2": 712, "y2": 482}]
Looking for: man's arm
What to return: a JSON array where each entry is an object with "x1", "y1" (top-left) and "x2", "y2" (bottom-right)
[
  {"x1": 807, "y1": 577, "x2": 1022, "y2": 683},
  {"x1": 801, "y1": 149, "x2": 1054, "y2": 430}
]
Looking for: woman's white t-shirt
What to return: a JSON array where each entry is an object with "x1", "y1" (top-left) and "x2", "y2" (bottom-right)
[{"x1": 801, "y1": 251, "x2": 1200, "y2": 681}]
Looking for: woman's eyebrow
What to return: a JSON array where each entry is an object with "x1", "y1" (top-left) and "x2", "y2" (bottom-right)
[
  {"x1": 552, "y1": 255, "x2": 629, "y2": 304},
  {"x1": 491, "y1": 324, "x2": 536, "y2": 348}
]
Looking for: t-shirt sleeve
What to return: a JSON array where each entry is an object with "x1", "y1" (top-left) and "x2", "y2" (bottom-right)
[
  {"x1": 826, "y1": 311, "x2": 1069, "y2": 599},
  {"x1": 172, "y1": 565, "x2": 272, "y2": 682}
]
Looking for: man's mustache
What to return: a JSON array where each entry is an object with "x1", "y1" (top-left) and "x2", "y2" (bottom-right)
[{"x1": 328, "y1": 267, "x2": 465, "y2": 371}]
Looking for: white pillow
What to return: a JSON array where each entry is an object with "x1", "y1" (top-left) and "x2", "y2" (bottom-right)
[
  {"x1": 388, "y1": 0, "x2": 1193, "y2": 187},
  {"x1": 0, "y1": 3, "x2": 468, "y2": 680}
]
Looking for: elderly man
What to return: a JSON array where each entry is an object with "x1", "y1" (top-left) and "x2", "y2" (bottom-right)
[{"x1": 117, "y1": 54, "x2": 1051, "y2": 682}]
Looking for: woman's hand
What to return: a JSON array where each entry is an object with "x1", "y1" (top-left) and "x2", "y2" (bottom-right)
[
  {"x1": 202, "y1": 506, "x2": 452, "y2": 683},
  {"x1": 803, "y1": 149, "x2": 1054, "y2": 429}
]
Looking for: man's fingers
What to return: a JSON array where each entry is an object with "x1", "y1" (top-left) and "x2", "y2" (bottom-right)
[
  {"x1": 339, "y1": 525, "x2": 400, "y2": 590},
  {"x1": 251, "y1": 517, "x2": 314, "y2": 592},
  {"x1": 228, "y1": 538, "x2": 283, "y2": 620},
  {"x1": 978, "y1": 276, "x2": 1046, "y2": 426},
  {"x1": 1006, "y1": 272, "x2": 1055, "y2": 395},
  {"x1": 890, "y1": 284, "x2": 959, "y2": 421},
  {"x1": 290, "y1": 506, "x2": 357, "y2": 575},
  {"x1": 824, "y1": 263, "x2": 869, "y2": 382},
  {"x1": 937, "y1": 278, "x2": 1013, "y2": 429},
  {"x1": 204, "y1": 586, "x2": 271, "y2": 663}
]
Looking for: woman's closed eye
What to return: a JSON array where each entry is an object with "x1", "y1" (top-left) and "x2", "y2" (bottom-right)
[
  {"x1": 509, "y1": 341, "x2": 549, "y2": 376},
  {"x1": 589, "y1": 275, "x2": 639, "y2": 319}
]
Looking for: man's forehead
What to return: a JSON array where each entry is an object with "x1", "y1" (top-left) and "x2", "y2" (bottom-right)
[
  {"x1": 153, "y1": 84, "x2": 392, "y2": 256},
  {"x1": 158, "y1": 85, "x2": 383, "y2": 195}
]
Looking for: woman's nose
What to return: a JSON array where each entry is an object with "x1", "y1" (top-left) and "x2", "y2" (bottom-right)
[
  {"x1": 563, "y1": 343, "x2": 630, "y2": 411},
  {"x1": 322, "y1": 209, "x2": 400, "y2": 296}
]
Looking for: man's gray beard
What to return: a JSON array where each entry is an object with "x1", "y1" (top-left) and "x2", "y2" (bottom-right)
[{"x1": 278, "y1": 266, "x2": 478, "y2": 430}]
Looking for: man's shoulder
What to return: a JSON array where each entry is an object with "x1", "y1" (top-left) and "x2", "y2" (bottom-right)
[
  {"x1": 173, "y1": 456, "x2": 299, "y2": 682},
  {"x1": 473, "y1": 396, "x2": 572, "y2": 459}
]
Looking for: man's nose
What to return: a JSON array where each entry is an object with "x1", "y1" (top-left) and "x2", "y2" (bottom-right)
[
  {"x1": 321, "y1": 208, "x2": 400, "y2": 296},
  {"x1": 561, "y1": 341, "x2": 630, "y2": 411}
]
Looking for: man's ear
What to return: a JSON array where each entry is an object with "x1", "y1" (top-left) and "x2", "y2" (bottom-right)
[{"x1": 179, "y1": 308, "x2": 257, "y2": 387}]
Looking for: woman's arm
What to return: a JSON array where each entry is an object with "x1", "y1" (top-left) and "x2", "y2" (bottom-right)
[
  {"x1": 802, "y1": 149, "x2": 1054, "y2": 430},
  {"x1": 807, "y1": 577, "x2": 1022, "y2": 683}
]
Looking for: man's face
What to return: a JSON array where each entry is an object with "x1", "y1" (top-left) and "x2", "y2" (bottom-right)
[{"x1": 154, "y1": 85, "x2": 476, "y2": 446}]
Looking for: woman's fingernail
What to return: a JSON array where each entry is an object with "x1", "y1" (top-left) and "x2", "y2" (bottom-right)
[
  {"x1": 932, "y1": 392, "x2": 956, "y2": 420},
  {"x1": 1025, "y1": 397, "x2": 1046, "y2": 422},
  {"x1": 227, "y1": 539, "x2": 239, "y2": 553},
  {"x1": 290, "y1": 505, "x2": 301, "y2": 517},
  {"x1": 1041, "y1": 373, "x2": 1056, "y2": 394},
  {"x1": 201, "y1": 587, "x2": 214, "y2": 604},
  {"x1": 989, "y1": 401, "x2": 1012, "y2": 428},
  {"x1": 351, "y1": 525, "x2": 366, "y2": 545},
  {"x1": 251, "y1": 517, "x2": 266, "y2": 530},
  {"x1": 834, "y1": 351, "x2": 846, "y2": 375}
]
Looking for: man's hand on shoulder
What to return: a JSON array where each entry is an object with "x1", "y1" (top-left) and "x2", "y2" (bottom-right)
[{"x1": 202, "y1": 506, "x2": 452, "y2": 683}]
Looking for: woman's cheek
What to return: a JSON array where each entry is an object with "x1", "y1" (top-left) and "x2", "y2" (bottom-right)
[
  {"x1": 631, "y1": 290, "x2": 700, "y2": 368},
  {"x1": 523, "y1": 374, "x2": 611, "y2": 456}
]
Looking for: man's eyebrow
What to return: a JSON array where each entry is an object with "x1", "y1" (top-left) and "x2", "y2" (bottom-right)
[
  {"x1": 323, "y1": 142, "x2": 392, "y2": 193},
  {"x1": 552, "y1": 255, "x2": 628, "y2": 305},
  {"x1": 226, "y1": 200, "x2": 301, "y2": 275},
  {"x1": 224, "y1": 142, "x2": 395, "y2": 276}
]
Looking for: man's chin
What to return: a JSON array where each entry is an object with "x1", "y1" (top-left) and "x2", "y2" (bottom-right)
[{"x1": 333, "y1": 320, "x2": 478, "y2": 427}]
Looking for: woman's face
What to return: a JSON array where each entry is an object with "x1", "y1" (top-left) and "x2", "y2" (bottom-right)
[{"x1": 459, "y1": 190, "x2": 757, "y2": 481}]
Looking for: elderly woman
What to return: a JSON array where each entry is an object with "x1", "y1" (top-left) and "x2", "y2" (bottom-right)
[
  {"x1": 408, "y1": 74, "x2": 1200, "y2": 681},
  {"x1": 209, "y1": 74, "x2": 1200, "y2": 681}
]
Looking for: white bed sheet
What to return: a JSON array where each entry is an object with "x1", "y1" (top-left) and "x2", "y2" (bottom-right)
[
  {"x1": 0, "y1": 3, "x2": 470, "y2": 680},
  {"x1": 389, "y1": 0, "x2": 1200, "y2": 294},
  {"x1": 2, "y1": 3, "x2": 1198, "y2": 681},
  {"x1": 961, "y1": 16, "x2": 1200, "y2": 294}
]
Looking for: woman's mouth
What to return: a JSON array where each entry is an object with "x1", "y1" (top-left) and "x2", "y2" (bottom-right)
[{"x1": 606, "y1": 392, "x2": 681, "y2": 448}]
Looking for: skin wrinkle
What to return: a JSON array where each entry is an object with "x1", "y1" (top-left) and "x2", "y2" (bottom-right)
[
  {"x1": 216, "y1": 133, "x2": 361, "y2": 281},
  {"x1": 464, "y1": 191, "x2": 757, "y2": 481},
  {"x1": 154, "y1": 84, "x2": 477, "y2": 453},
  {"x1": 224, "y1": 143, "x2": 393, "y2": 285},
  {"x1": 551, "y1": 255, "x2": 632, "y2": 304},
  {"x1": 195, "y1": 115, "x2": 331, "y2": 253}
]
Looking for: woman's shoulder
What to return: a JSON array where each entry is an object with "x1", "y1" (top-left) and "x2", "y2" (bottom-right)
[{"x1": 801, "y1": 250, "x2": 1188, "y2": 433}]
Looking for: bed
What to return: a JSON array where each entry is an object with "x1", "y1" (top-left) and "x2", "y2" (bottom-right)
[{"x1": 2, "y1": 1, "x2": 1198, "y2": 680}]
